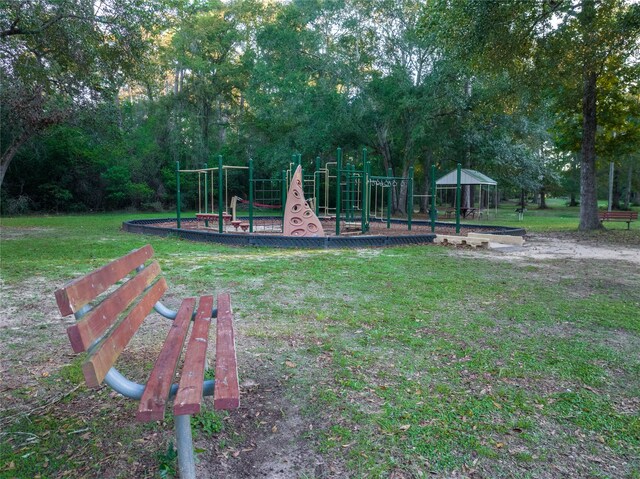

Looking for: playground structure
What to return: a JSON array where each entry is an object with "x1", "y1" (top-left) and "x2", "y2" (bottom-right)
[
  {"x1": 283, "y1": 166, "x2": 325, "y2": 237},
  {"x1": 173, "y1": 150, "x2": 500, "y2": 238}
]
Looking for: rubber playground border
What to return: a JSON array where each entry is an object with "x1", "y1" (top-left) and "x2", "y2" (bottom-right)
[{"x1": 123, "y1": 217, "x2": 526, "y2": 249}]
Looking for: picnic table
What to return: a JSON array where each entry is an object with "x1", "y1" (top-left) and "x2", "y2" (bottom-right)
[{"x1": 442, "y1": 207, "x2": 477, "y2": 219}]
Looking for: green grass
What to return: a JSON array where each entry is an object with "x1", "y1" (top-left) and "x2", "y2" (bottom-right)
[
  {"x1": 1, "y1": 205, "x2": 639, "y2": 477},
  {"x1": 436, "y1": 197, "x2": 640, "y2": 232}
]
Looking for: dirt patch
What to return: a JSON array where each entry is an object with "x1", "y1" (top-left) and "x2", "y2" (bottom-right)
[
  {"x1": 481, "y1": 232, "x2": 640, "y2": 265},
  {"x1": 0, "y1": 226, "x2": 55, "y2": 240},
  {"x1": 194, "y1": 361, "x2": 340, "y2": 479}
]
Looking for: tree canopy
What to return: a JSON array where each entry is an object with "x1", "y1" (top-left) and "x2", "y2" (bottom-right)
[{"x1": 1, "y1": 0, "x2": 639, "y2": 226}]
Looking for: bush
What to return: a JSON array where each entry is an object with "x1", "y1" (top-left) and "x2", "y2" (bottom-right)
[
  {"x1": 102, "y1": 166, "x2": 154, "y2": 209},
  {"x1": 141, "y1": 200, "x2": 165, "y2": 212},
  {"x1": 38, "y1": 184, "x2": 73, "y2": 212},
  {"x1": 2, "y1": 195, "x2": 33, "y2": 215},
  {"x1": 129, "y1": 183, "x2": 154, "y2": 209}
]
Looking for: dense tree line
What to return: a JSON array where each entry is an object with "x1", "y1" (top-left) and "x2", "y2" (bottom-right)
[{"x1": 2, "y1": 0, "x2": 639, "y2": 228}]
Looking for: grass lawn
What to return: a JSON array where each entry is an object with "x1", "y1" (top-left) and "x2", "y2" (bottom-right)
[{"x1": 0, "y1": 205, "x2": 639, "y2": 478}]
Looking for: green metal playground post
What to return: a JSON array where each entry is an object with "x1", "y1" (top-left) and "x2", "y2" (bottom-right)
[
  {"x1": 346, "y1": 163, "x2": 351, "y2": 223},
  {"x1": 430, "y1": 164, "x2": 436, "y2": 233},
  {"x1": 335, "y1": 148, "x2": 342, "y2": 236},
  {"x1": 203, "y1": 163, "x2": 208, "y2": 214},
  {"x1": 203, "y1": 163, "x2": 208, "y2": 227},
  {"x1": 281, "y1": 169, "x2": 287, "y2": 231},
  {"x1": 366, "y1": 160, "x2": 372, "y2": 232},
  {"x1": 387, "y1": 168, "x2": 392, "y2": 229},
  {"x1": 315, "y1": 156, "x2": 321, "y2": 217},
  {"x1": 218, "y1": 155, "x2": 224, "y2": 234},
  {"x1": 350, "y1": 164, "x2": 356, "y2": 222},
  {"x1": 455, "y1": 162, "x2": 461, "y2": 234},
  {"x1": 249, "y1": 158, "x2": 254, "y2": 233},
  {"x1": 176, "y1": 161, "x2": 181, "y2": 229},
  {"x1": 408, "y1": 166, "x2": 414, "y2": 231},
  {"x1": 361, "y1": 149, "x2": 367, "y2": 233}
]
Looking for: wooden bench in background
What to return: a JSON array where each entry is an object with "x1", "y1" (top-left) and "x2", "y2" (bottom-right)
[
  {"x1": 598, "y1": 211, "x2": 638, "y2": 230},
  {"x1": 54, "y1": 245, "x2": 239, "y2": 479}
]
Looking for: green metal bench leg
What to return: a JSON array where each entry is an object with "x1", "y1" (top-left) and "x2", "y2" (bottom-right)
[{"x1": 175, "y1": 414, "x2": 196, "y2": 479}]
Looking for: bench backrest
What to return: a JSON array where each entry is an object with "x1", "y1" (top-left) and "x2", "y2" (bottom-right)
[
  {"x1": 598, "y1": 211, "x2": 638, "y2": 219},
  {"x1": 55, "y1": 245, "x2": 166, "y2": 388}
]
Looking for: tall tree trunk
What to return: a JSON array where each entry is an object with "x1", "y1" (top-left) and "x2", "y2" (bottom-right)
[
  {"x1": 396, "y1": 163, "x2": 412, "y2": 215},
  {"x1": 0, "y1": 130, "x2": 33, "y2": 189},
  {"x1": 421, "y1": 150, "x2": 433, "y2": 213},
  {"x1": 624, "y1": 164, "x2": 632, "y2": 209},
  {"x1": 578, "y1": 69, "x2": 602, "y2": 230},
  {"x1": 462, "y1": 185, "x2": 471, "y2": 209},
  {"x1": 376, "y1": 125, "x2": 393, "y2": 173},
  {"x1": 375, "y1": 124, "x2": 398, "y2": 212},
  {"x1": 115, "y1": 94, "x2": 123, "y2": 129},
  {"x1": 520, "y1": 188, "x2": 526, "y2": 210},
  {"x1": 612, "y1": 168, "x2": 621, "y2": 210},
  {"x1": 539, "y1": 187, "x2": 547, "y2": 209},
  {"x1": 200, "y1": 97, "x2": 211, "y2": 165},
  {"x1": 579, "y1": 0, "x2": 602, "y2": 230},
  {"x1": 569, "y1": 192, "x2": 578, "y2": 207}
]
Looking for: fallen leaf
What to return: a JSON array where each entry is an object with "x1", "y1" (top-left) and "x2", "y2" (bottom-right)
[
  {"x1": 496, "y1": 442, "x2": 504, "y2": 448},
  {"x1": 272, "y1": 425, "x2": 278, "y2": 433},
  {"x1": 232, "y1": 451, "x2": 240, "y2": 458},
  {"x1": 285, "y1": 361, "x2": 296, "y2": 368},
  {"x1": 399, "y1": 425, "x2": 411, "y2": 431}
]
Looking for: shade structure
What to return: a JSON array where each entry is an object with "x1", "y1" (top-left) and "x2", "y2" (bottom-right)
[
  {"x1": 436, "y1": 169, "x2": 497, "y2": 186},
  {"x1": 434, "y1": 168, "x2": 498, "y2": 219}
]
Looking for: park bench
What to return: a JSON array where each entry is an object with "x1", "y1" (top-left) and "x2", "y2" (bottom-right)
[
  {"x1": 598, "y1": 211, "x2": 638, "y2": 229},
  {"x1": 54, "y1": 244, "x2": 239, "y2": 479}
]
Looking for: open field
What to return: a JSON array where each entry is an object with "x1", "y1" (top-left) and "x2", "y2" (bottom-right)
[{"x1": 1, "y1": 205, "x2": 639, "y2": 478}]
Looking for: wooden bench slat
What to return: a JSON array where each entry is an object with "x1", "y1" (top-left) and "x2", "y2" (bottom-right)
[
  {"x1": 213, "y1": 293, "x2": 240, "y2": 410},
  {"x1": 66, "y1": 262, "x2": 162, "y2": 353},
  {"x1": 598, "y1": 211, "x2": 638, "y2": 219},
  {"x1": 598, "y1": 211, "x2": 637, "y2": 229},
  {"x1": 55, "y1": 245, "x2": 154, "y2": 316},
  {"x1": 137, "y1": 298, "x2": 196, "y2": 422},
  {"x1": 82, "y1": 278, "x2": 168, "y2": 388},
  {"x1": 174, "y1": 295, "x2": 214, "y2": 416}
]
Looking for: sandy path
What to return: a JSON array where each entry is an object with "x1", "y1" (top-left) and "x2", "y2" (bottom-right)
[{"x1": 486, "y1": 233, "x2": 640, "y2": 264}]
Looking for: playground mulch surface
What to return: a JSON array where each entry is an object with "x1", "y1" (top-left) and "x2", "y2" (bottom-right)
[{"x1": 152, "y1": 217, "x2": 479, "y2": 237}]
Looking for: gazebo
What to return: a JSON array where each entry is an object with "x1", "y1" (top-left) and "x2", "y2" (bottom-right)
[{"x1": 435, "y1": 169, "x2": 498, "y2": 218}]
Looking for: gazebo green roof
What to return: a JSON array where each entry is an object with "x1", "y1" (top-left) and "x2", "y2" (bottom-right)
[{"x1": 436, "y1": 169, "x2": 497, "y2": 186}]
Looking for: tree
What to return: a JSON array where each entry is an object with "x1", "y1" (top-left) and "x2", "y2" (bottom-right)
[
  {"x1": 0, "y1": 0, "x2": 174, "y2": 188},
  {"x1": 422, "y1": 0, "x2": 640, "y2": 230}
]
